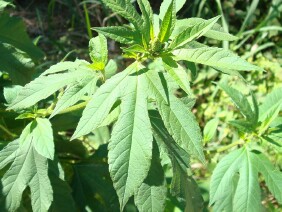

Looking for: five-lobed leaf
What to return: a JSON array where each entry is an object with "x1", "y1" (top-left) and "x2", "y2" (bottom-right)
[
  {"x1": 210, "y1": 147, "x2": 282, "y2": 211},
  {"x1": 1, "y1": 139, "x2": 53, "y2": 211}
]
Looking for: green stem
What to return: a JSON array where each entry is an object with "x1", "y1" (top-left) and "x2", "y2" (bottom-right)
[
  {"x1": 217, "y1": 140, "x2": 244, "y2": 153},
  {"x1": 83, "y1": 3, "x2": 93, "y2": 38},
  {"x1": 0, "y1": 124, "x2": 17, "y2": 138}
]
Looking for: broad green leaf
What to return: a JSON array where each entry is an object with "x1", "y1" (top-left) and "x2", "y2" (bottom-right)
[
  {"x1": 145, "y1": 70, "x2": 205, "y2": 163},
  {"x1": 0, "y1": 140, "x2": 19, "y2": 169},
  {"x1": 93, "y1": 26, "x2": 138, "y2": 44},
  {"x1": 101, "y1": 0, "x2": 143, "y2": 30},
  {"x1": 89, "y1": 34, "x2": 108, "y2": 70},
  {"x1": 50, "y1": 75, "x2": 98, "y2": 118},
  {"x1": 8, "y1": 71, "x2": 92, "y2": 110},
  {"x1": 134, "y1": 141, "x2": 166, "y2": 212},
  {"x1": 158, "y1": 0, "x2": 176, "y2": 43},
  {"x1": 252, "y1": 151, "x2": 282, "y2": 203},
  {"x1": 0, "y1": 43, "x2": 34, "y2": 85},
  {"x1": 41, "y1": 59, "x2": 90, "y2": 76},
  {"x1": 203, "y1": 118, "x2": 219, "y2": 143},
  {"x1": 88, "y1": 126, "x2": 110, "y2": 149},
  {"x1": 0, "y1": 12, "x2": 44, "y2": 60},
  {"x1": 172, "y1": 18, "x2": 238, "y2": 41},
  {"x1": 159, "y1": 0, "x2": 186, "y2": 20},
  {"x1": 210, "y1": 148, "x2": 263, "y2": 212},
  {"x1": 137, "y1": 0, "x2": 154, "y2": 43},
  {"x1": 19, "y1": 118, "x2": 54, "y2": 159},
  {"x1": 108, "y1": 71, "x2": 152, "y2": 210},
  {"x1": 259, "y1": 87, "x2": 282, "y2": 122},
  {"x1": 72, "y1": 62, "x2": 138, "y2": 139},
  {"x1": 174, "y1": 47, "x2": 264, "y2": 71},
  {"x1": 162, "y1": 56, "x2": 192, "y2": 95},
  {"x1": 210, "y1": 148, "x2": 244, "y2": 210},
  {"x1": 99, "y1": 105, "x2": 121, "y2": 127},
  {"x1": 219, "y1": 83, "x2": 257, "y2": 125},
  {"x1": 233, "y1": 150, "x2": 261, "y2": 212},
  {"x1": 169, "y1": 16, "x2": 220, "y2": 49},
  {"x1": 1, "y1": 139, "x2": 52, "y2": 211},
  {"x1": 105, "y1": 59, "x2": 117, "y2": 79},
  {"x1": 3, "y1": 85, "x2": 22, "y2": 105}
]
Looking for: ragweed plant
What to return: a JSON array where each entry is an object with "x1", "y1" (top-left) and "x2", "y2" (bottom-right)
[{"x1": 1, "y1": 0, "x2": 281, "y2": 211}]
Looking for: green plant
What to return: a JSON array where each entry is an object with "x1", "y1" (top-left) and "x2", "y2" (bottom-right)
[{"x1": 1, "y1": 0, "x2": 282, "y2": 211}]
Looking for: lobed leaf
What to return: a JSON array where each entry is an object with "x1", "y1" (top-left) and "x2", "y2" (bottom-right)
[
  {"x1": 72, "y1": 62, "x2": 138, "y2": 139},
  {"x1": 1, "y1": 140, "x2": 53, "y2": 211},
  {"x1": 145, "y1": 70, "x2": 205, "y2": 163},
  {"x1": 8, "y1": 71, "x2": 93, "y2": 110},
  {"x1": 108, "y1": 71, "x2": 153, "y2": 210}
]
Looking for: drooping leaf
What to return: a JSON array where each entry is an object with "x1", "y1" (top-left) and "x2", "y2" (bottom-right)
[
  {"x1": 0, "y1": 12, "x2": 44, "y2": 60},
  {"x1": 145, "y1": 70, "x2": 205, "y2": 163},
  {"x1": 134, "y1": 141, "x2": 166, "y2": 212},
  {"x1": 174, "y1": 47, "x2": 264, "y2": 72},
  {"x1": 169, "y1": 16, "x2": 220, "y2": 49},
  {"x1": 0, "y1": 140, "x2": 19, "y2": 169},
  {"x1": 158, "y1": 0, "x2": 176, "y2": 43},
  {"x1": 89, "y1": 34, "x2": 108, "y2": 70},
  {"x1": 1, "y1": 139, "x2": 53, "y2": 212},
  {"x1": 108, "y1": 71, "x2": 152, "y2": 210},
  {"x1": 8, "y1": 70, "x2": 93, "y2": 110}
]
